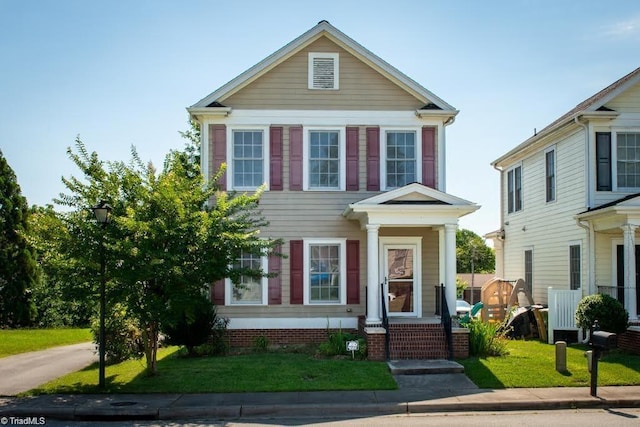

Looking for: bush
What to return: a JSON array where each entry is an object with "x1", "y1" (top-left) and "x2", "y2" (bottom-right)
[
  {"x1": 91, "y1": 303, "x2": 144, "y2": 364},
  {"x1": 318, "y1": 329, "x2": 367, "y2": 359},
  {"x1": 253, "y1": 335, "x2": 270, "y2": 352},
  {"x1": 575, "y1": 294, "x2": 629, "y2": 334},
  {"x1": 163, "y1": 295, "x2": 221, "y2": 357},
  {"x1": 465, "y1": 319, "x2": 509, "y2": 357}
]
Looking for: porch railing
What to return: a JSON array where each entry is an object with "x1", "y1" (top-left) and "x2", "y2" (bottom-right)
[
  {"x1": 440, "y1": 283, "x2": 454, "y2": 360},
  {"x1": 380, "y1": 283, "x2": 390, "y2": 360}
]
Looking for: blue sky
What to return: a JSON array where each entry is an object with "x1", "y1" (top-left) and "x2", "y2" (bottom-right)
[{"x1": 1, "y1": 0, "x2": 639, "y2": 237}]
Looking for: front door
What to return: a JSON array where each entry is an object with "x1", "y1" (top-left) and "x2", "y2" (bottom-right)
[{"x1": 382, "y1": 238, "x2": 421, "y2": 317}]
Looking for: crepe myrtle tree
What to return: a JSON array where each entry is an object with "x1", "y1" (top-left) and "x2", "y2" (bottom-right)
[{"x1": 53, "y1": 138, "x2": 281, "y2": 375}]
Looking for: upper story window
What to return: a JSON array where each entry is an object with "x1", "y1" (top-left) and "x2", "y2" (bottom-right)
[
  {"x1": 303, "y1": 128, "x2": 345, "y2": 190},
  {"x1": 545, "y1": 147, "x2": 556, "y2": 202},
  {"x1": 596, "y1": 131, "x2": 640, "y2": 191},
  {"x1": 381, "y1": 129, "x2": 420, "y2": 190},
  {"x1": 228, "y1": 252, "x2": 268, "y2": 305},
  {"x1": 616, "y1": 132, "x2": 640, "y2": 189},
  {"x1": 507, "y1": 165, "x2": 522, "y2": 213},
  {"x1": 230, "y1": 128, "x2": 269, "y2": 190},
  {"x1": 308, "y1": 53, "x2": 339, "y2": 90}
]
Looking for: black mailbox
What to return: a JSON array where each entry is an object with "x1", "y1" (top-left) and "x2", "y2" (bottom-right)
[{"x1": 591, "y1": 331, "x2": 617, "y2": 350}]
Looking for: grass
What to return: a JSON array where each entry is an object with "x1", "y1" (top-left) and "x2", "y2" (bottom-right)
[
  {"x1": 24, "y1": 346, "x2": 398, "y2": 395},
  {"x1": 459, "y1": 339, "x2": 640, "y2": 388},
  {"x1": 0, "y1": 328, "x2": 92, "y2": 358}
]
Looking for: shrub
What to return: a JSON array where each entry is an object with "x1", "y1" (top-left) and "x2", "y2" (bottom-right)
[
  {"x1": 575, "y1": 294, "x2": 629, "y2": 334},
  {"x1": 163, "y1": 295, "x2": 225, "y2": 357},
  {"x1": 253, "y1": 334, "x2": 270, "y2": 352},
  {"x1": 318, "y1": 328, "x2": 366, "y2": 359},
  {"x1": 91, "y1": 303, "x2": 144, "y2": 364},
  {"x1": 465, "y1": 319, "x2": 509, "y2": 357}
]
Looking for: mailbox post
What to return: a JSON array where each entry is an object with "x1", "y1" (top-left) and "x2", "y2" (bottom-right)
[{"x1": 588, "y1": 320, "x2": 617, "y2": 397}]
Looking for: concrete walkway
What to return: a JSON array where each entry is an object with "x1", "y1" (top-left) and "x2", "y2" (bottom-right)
[{"x1": 0, "y1": 342, "x2": 97, "y2": 396}]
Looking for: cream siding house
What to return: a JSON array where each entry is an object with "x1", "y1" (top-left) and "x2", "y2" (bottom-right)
[
  {"x1": 188, "y1": 21, "x2": 478, "y2": 360},
  {"x1": 489, "y1": 66, "x2": 640, "y2": 322}
]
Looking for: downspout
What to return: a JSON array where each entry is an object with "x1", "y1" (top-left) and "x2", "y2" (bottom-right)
[
  {"x1": 574, "y1": 116, "x2": 591, "y2": 210},
  {"x1": 441, "y1": 116, "x2": 456, "y2": 193},
  {"x1": 576, "y1": 219, "x2": 595, "y2": 298},
  {"x1": 493, "y1": 162, "x2": 505, "y2": 277}
]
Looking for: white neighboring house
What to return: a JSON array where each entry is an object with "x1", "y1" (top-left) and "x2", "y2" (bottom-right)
[{"x1": 487, "y1": 66, "x2": 640, "y2": 322}]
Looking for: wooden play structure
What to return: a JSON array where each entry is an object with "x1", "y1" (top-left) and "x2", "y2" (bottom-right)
[{"x1": 480, "y1": 278, "x2": 513, "y2": 322}]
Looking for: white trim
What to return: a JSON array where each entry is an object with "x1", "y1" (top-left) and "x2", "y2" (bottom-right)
[
  {"x1": 308, "y1": 52, "x2": 339, "y2": 90},
  {"x1": 380, "y1": 127, "x2": 422, "y2": 191},
  {"x1": 225, "y1": 254, "x2": 269, "y2": 306},
  {"x1": 379, "y1": 236, "x2": 423, "y2": 318},
  {"x1": 226, "y1": 126, "x2": 270, "y2": 191},
  {"x1": 201, "y1": 123, "x2": 209, "y2": 182},
  {"x1": 227, "y1": 317, "x2": 358, "y2": 330},
  {"x1": 303, "y1": 238, "x2": 348, "y2": 305},
  {"x1": 197, "y1": 109, "x2": 447, "y2": 126},
  {"x1": 302, "y1": 127, "x2": 346, "y2": 191}
]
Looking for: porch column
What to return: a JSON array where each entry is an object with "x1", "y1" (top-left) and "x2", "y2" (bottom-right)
[
  {"x1": 622, "y1": 224, "x2": 638, "y2": 319},
  {"x1": 444, "y1": 223, "x2": 457, "y2": 316},
  {"x1": 366, "y1": 224, "x2": 381, "y2": 325}
]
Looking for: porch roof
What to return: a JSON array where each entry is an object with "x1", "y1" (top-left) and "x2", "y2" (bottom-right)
[
  {"x1": 342, "y1": 183, "x2": 479, "y2": 228},
  {"x1": 576, "y1": 193, "x2": 640, "y2": 232}
]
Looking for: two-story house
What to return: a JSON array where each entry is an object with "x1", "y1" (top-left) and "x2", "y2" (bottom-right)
[
  {"x1": 188, "y1": 21, "x2": 478, "y2": 360},
  {"x1": 488, "y1": 67, "x2": 640, "y2": 328}
]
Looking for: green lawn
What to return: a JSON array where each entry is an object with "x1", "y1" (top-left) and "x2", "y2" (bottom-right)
[
  {"x1": 24, "y1": 346, "x2": 398, "y2": 395},
  {"x1": 0, "y1": 328, "x2": 92, "y2": 358},
  {"x1": 459, "y1": 339, "x2": 640, "y2": 388}
]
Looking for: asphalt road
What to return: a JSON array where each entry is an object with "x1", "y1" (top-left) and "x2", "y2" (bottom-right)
[{"x1": 0, "y1": 342, "x2": 96, "y2": 396}]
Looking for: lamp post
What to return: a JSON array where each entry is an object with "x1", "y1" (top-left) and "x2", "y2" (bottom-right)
[{"x1": 92, "y1": 200, "x2": 112, "y2": 388}]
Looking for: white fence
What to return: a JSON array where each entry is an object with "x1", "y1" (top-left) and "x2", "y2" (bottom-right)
[{"x1": 547, "y1": 288, "x2": 582, "y2": 344}]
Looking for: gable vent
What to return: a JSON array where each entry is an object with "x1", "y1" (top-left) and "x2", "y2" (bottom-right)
[{"x1": 309, "y1": 53, "x2": 339, "y2": 90}]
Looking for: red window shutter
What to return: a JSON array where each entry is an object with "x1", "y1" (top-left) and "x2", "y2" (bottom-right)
[
  {"x1": 290, "y1": 240, "x2": 304, "y2": 304},
  {"x1": 366, "y1": 127, "x2": 380, "y2": 191},
  {"x1": 270, "y1": 127, "x2": 283, "y2": 191},
  {"x1": 289, "y1": 126, "x2": 303, "y2": 191},
  {"x1": 346, "y1": 240, "x2": 360, "y2": 304},
  {"x1": 422, "y1": 126, "x2": 436, "y2": 189},
  {"x1": 268, "y1": 245, "x2": 282, "y2": 304},
  {"x1": 211, "y1": 124, "x2": 227, "y2": 190},
  {"x1": 346, "y1": 127, "x2": 359, "y2": 191},
  {"x1": 211, "y1": 279, "x2": 225, "y2": 306}
]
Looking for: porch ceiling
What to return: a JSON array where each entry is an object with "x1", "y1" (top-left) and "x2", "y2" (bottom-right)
[{"x1": 342, "y1": 183, "x2": 479, "y2": 228}]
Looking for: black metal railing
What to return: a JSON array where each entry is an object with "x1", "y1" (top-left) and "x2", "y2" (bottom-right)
[
  {"x1": 380, "y1": 283, "x2": 390, "y2": 361},
  {"x1": 440, "y1": 283, "x2": 454, "y2": 360}
]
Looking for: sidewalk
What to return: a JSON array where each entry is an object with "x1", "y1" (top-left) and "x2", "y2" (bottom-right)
[{"x1": 2, "y1": 374, "x2": 640, "y2": 421}]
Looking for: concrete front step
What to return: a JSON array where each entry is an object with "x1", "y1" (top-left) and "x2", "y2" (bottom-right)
[{"x1": 387, "y1": 359, "x2": 464, "y2": 375}]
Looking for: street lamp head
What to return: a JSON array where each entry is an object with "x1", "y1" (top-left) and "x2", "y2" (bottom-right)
[{"x1": 92, "y1": 200, "x2": 112, "y2": 225}]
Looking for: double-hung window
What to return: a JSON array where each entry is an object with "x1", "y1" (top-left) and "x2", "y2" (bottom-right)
[
  {"x1": 524, "y1": 249, "x2": 533, "y2": 295},
  {"x1": 304, "y1": 239, "x2": 346, "y2": 304},
  {"x1": 507, "y1": 165, "x2": 522, "y2": 213},
  {"x1": 569, "y1": 244, "x2": 581, "y2": 290},
  {"x1": 382, "y1": 129, "x2": 420, "y2": 189},
  {"x1": 616, "y1": 132, "x2": 640, "y2": 189},
  {"x1": 303, "y1": 128, "x2": 345, "y2": 190},
  {"x1": 230, "y1": 128, "x2": 268, "y2": 190},
  {"x1": 228, "y1": 252, "x2": 268, "y2": 305},
  {"x1": 545, "y1": 148, "x2": 556, "y2": 202}
]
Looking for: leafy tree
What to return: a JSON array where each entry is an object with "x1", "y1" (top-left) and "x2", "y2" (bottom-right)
[
  {"x1": 456, "y1": 229, "x2": 494, "y2": 274},
  {"x1": 47, "y1": 138, "x2": 280, "y2": 375},
  {"x1": 0, "y1": 150, "x2": 39, "y2": 327}
]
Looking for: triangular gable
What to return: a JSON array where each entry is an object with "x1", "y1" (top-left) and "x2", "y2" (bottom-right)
[
  {"x1": 352, "y1": 182, "x2": 475, "y2": 207},
  {"x1": 493, "y1": 66, "x2": 640, "y2": 167},
  {"x1": 190, "y1": 20, "x2": 456, "y2": 112}
]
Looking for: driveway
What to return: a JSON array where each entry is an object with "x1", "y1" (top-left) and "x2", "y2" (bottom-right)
[{"x1": 0, "y1": 342, "x2": 97, "y2": 396}]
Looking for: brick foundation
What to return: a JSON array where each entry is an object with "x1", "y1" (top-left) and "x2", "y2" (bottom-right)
[
  {"x1": 619, "y1": 324, "x2": 640, "y2": 355},
  {"x1": 452, "y1": 328, "x2": 470, "y2": 358},
  {"x1": 227, "y1": 328, "x2": 357, "y2": 348},
  {"x1": 388, "y1": 323, "x2": 448, "y2": 359}
]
